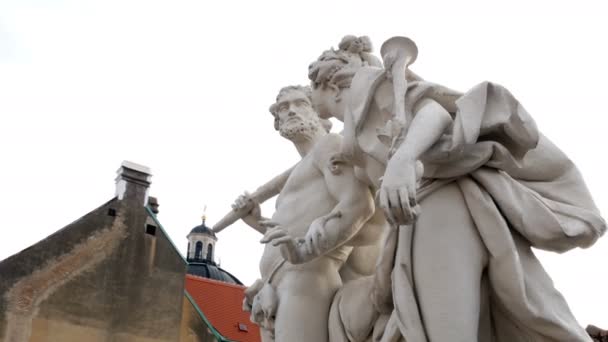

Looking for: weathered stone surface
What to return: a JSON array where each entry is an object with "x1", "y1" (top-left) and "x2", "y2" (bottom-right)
[
  {"x1": 216, "y1": 35, "x2": 605, "y2": 342},
  {"x1": 0, "y1": 162, "x2": 214, "y2": 342}
]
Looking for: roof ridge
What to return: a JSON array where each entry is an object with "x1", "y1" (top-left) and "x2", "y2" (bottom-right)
[{"x1": 186, "y1": 274, "x2": 247, "y2": 289}]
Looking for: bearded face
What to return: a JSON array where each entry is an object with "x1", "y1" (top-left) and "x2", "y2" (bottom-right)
[
  {"x1": 273, "y1": 90, "x2": 324, "y2": 142},
  {"x1": 279, "y1": 113, "x2": 322, "y2": 141}
]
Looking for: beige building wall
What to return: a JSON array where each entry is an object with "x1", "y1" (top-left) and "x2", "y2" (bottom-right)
[{"x1": 0, "y1": 163, "x2": 219, "y2": 342}]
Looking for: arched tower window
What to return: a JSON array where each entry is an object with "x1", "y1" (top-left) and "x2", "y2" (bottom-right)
[
  {"x1": 195, "y1": 241, "x2": 203, "y2": 260},
  {"x1": 206, "y1": 243, "x2": 213, "y2": 261}
]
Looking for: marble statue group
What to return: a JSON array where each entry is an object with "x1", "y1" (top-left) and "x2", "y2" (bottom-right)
[{"x1": 213, "y1": 35, "x2": 606, "y2": 342}]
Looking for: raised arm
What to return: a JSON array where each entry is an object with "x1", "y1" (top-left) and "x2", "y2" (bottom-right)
[
  {"x1": 214, "y1": 164, "x2": 295, "y2": 234},
  {"x1": 231, "y1": 192, "x2": 272, "y2": 235}
]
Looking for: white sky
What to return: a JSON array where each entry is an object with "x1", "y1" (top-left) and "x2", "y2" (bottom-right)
[{"x1": 1, "y1": 0, "x2": 607, "y2": 328}]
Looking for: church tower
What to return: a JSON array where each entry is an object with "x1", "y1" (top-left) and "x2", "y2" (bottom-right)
[
  {"x1": 185, "y1": 213, "x2": 242, "y2": 284},
  {"x1": 186, "y1": 215, "x2": 217, "y2": 263}
]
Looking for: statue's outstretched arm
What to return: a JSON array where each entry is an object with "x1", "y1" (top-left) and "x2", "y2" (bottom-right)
[
  {"x1": 231, "y1": 192, "x2": 272, "y2": 235},
  {"x1": 213, "y1": 164, "x2": 295, "y2": 233}
]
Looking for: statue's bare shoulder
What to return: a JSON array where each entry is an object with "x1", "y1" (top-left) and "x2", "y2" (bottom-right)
[{"x1": 310, "y1": 133, "x2": 342, "y2": 171}]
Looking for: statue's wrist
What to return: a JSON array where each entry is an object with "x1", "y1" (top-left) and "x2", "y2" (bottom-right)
[{"x1": 390, "y1": 150, "x2": 416, "y2": 166}]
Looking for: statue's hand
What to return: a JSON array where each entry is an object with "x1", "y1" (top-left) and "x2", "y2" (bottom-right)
[
  {"x1": 259, "y1": 222, "x2": 303, "y2": 264},
  {"x1": 302, "y1": 217, "x2": 335, "y2": 258},
  {"x1": 232, "y1": 192, "x2": 261, "y2": 225},
  {"x1": 379, "y1": 156, "x2": 423, "y2": 225}
]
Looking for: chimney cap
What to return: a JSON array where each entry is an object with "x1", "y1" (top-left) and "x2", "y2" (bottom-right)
[
  {"x1": 118, "y1": 160, "x2": 151, "y2": 175},
  {"x1": 115, "y1": 160, "x2": 152, "y2": 201}
]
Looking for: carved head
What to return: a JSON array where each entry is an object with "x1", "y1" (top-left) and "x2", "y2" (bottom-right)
[
  {"x1": 308, "y1": 35, "x2": 382, "y2": 119},
  {"x1": 269, "y1": 85, "x2": 332, "y2": 141}
]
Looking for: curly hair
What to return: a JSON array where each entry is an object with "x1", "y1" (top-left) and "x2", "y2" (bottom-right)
[
  {"x1": 308, "y1": 35, "x2": 382, "y2": 91},
  {"x1": 338, "y1": 35, "x2": 373, "y2": 54}
]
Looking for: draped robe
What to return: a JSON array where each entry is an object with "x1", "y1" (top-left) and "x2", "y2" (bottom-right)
[{"x1": 340, "y1": 67, "x2": 606, "y2": 342}]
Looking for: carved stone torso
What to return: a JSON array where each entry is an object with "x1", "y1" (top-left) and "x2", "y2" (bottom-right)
[{"x1": 259, "y1": 135, "x2": 341, "y2": 278}]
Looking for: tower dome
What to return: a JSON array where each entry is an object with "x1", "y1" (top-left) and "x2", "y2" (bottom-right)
[
  {"x1": 186, "y1": 216, "x2": 217, "y2": 262},
  {"x1": 189, "y1": 223, "x2": 216, "y2": 237},
  {"x1": 185, "y1": 214, "x2": 242, "y2": 285}
]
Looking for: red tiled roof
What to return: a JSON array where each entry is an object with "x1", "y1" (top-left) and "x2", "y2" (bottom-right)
[{"x1": 185, "y1": 274, "x2": 261, "y2": 342}]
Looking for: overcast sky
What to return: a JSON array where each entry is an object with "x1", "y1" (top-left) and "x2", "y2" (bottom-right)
[{"x1": 1, "y1": 0, "x2": 607, "y2": 328}]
